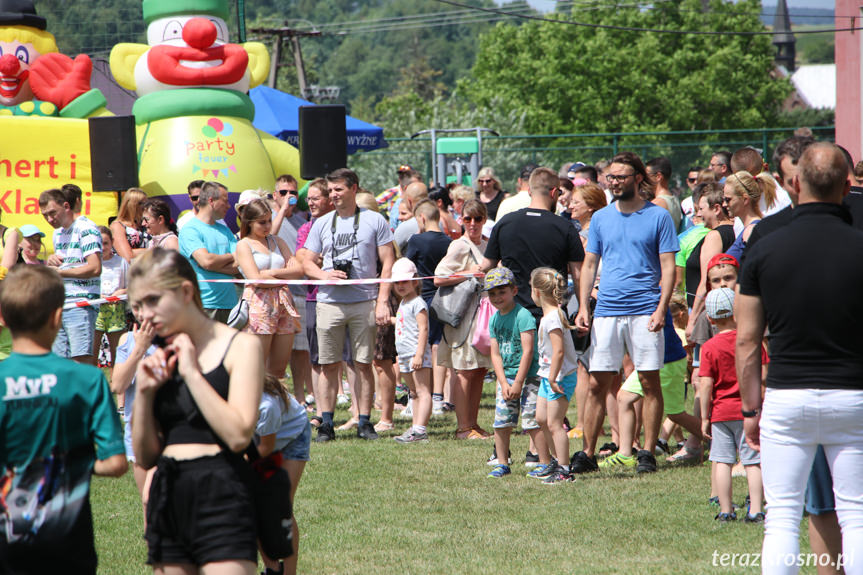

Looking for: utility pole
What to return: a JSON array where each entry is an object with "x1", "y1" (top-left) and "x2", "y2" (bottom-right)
[{"x1": 249, "y1": 25, "x2": 321, "y2": 92}]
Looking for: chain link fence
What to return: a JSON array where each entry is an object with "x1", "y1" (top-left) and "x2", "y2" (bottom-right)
[{"x1": 349, "y1": 126, "x2": 836, "y2": 195}]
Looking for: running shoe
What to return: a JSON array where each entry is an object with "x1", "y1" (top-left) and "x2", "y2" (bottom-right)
[
  {"x1": 715, "y1": 512, "x2": 738, "y2": 522},
  {"x1": 394, "y1": 429, "x2": 428, "y2": 443},
  {"x1": 432, "y1": 399, "x2": 444, "y2": 416},
  {"x1": 524, "y1": 451, "x2": 540, "y2": 468},
  {"x1": 336, "y1": 393, "x2": 351, "y2": 406},
  {"x1": 744, "y1": 512, "x2": 765, "y2": 524},
  {"x1": 542, "y1": 468, "x2": 575, "y2": 484},
  {"x1": 487, "y1": 464, "x2": 511, "y2": 478},
  {"x1": 356, "y1": 421, "x2": 379, "y2": 440},
  {"x1": 487, "y1": 447, "x2": 512, "y2": 466},
  {"x1": 599, "y1": 452, "x2": 636, "y2": 470},
  {"x1": 315, "y1": 423, "x2": 335, "y2": 442},
  {"x1": 526, "y1": 462, "x2": 556, "y2": 479}
]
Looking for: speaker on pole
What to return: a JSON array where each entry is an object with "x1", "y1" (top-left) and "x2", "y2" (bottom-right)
[
  {"x1": 299, "y1": 105, "x2": 347, "y2": 180},
  {"x1": 88, "y1": 116, "x2": 139, "y2": 191}
]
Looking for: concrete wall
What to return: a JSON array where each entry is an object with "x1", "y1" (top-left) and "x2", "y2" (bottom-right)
[{"x1": 836, "y1": 1, "x2": 862, "y2": 161}]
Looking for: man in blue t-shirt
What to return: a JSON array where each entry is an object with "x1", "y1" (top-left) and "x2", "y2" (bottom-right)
[
  {"x1": 0, "y1": 265, "x2": 126, "y2": 574},
  {"x1": 574, "y1": 152, "x2": 679, "y2": 474},
  {"x1": 178, "y1": 181, "x2": 239, "y2": 322}
]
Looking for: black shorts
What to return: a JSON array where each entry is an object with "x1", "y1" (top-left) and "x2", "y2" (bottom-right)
[{"x1": 145, "y1": 453, "x2": 257, "y2": 566}]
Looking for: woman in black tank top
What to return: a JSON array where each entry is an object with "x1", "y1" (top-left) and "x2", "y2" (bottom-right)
[
  {"x1": 685, "y1": 184, "x2": 736, "y2": 340},
  {"x1": 128, "y1": 248, "x2": 265, "y2": 574}
]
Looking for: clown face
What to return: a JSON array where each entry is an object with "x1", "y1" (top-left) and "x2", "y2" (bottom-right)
[
  {"x1": 134, "y1": 15, "x2": 250, "y2": 97},
  {"x1": 0, "y1": 40, "x2": 38, "y2": 106}
]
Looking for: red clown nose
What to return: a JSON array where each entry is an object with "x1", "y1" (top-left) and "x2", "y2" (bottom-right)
[
  {"x1": 0, "y1": 54, "x2": 21, "y2": 75},
  {"x1": 182, "y1": 17, "x2": 219, "y2": 50}
]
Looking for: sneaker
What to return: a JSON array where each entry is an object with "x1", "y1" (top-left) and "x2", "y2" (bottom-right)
[
  {"x1": 570, "y1": 451, "x2": 599, "y2": 474},
  {"x1": 315, "y1": 423, "x2": 335, "y2": 442},
  {"x1": 526, "y1": 462, "x2": 556, "y2": 479},
  {"x1": 356, "y1": 421, "x2": 379, "y2": 440},
  {"x1": 715, "y1": 512, "x2": 738, "y2": 522},
  {"x1": 744, "y1": 512, "x2": 765, "y2": 524},
  {"x1": 304, "y1": 393, "x2": 316, "y2": 405},
  {"x1": 442, "y1": 401, "x2": 456, "y2": 412},
  {"x1": 432, "y1": 399, "x2": 444, "y2": 416},
  {"x1": 542, "y1": 468, "x2": 575, "y2": 484},
  {"x1": 636, "y1": 449, "x2": 658, "y2": 473},
  {"x1": 655, "y1": 438, "x2": 670, "y2": 456},
  {"x1": 487, "y1": 447, "x2": 512, "y2": 466},
  {"x1": 487, "y1": 464, "x2": 511, "y2": 478},
  {"x1": 524, "y1": 451, "x2": 540, "y2": 468},
  {"x1": 394, "y1": 429, "x2": 428, "y2": 443},
  {"x1": 398, "y1": 400, "x2": 413, "y2": 419},
  {"x1": 336, "y1": 393, "x2": 351, "y2": 406},
  {"x1": 708, "y1": 496, "x2": 720, "y2": 507},
  {"x1": 599, "y1": 452, "x2": 636, "y2": 470}
]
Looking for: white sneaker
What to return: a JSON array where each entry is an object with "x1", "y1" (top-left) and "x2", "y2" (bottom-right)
[
  {"x1": 336, "y1": 393, "x2": 351, "y2": 406},
  {"x1": 304, "y1": 394, "x2": 316, "y2": 405},
  {"x1": 398, "y1": 400, "x2": 413, "y2": 419}
]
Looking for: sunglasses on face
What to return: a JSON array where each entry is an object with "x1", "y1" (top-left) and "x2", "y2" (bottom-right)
[
  {"x1": 278, "y1": 189, "x2": 299, "y2": 196},
  {"x1": 478, "y1": 179, "x2": 493, "y2": 184},
  {"x1": 189, "y1": 195, "x2": 199, "y2": 203},
  {"x1": 462, "y1": 216, "x2": 484, "y2": 223},
  {"x1": 687, "y1": 178, "x2": 697, "y2": 183}
]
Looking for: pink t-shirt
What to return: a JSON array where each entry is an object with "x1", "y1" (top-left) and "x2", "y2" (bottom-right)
[{"x1": 698, "y1": 330, "x2": 768, "y2": 422}]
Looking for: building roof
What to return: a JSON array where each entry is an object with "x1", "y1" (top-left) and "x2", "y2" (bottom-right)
[{"x1": 791, "y1": 64, "x2": 836, "y2": 110}]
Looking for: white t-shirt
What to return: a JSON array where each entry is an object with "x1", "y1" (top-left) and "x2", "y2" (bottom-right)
[
  {"x1": 536, "y1": 311, "x2": 579, "y2": 381},
  {"x1": 100, "y1": 253, "x2": 129, "y2": 296}
]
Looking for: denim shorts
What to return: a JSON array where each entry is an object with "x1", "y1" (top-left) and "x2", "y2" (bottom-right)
[
  {"x1": 493, "y1": 376, "x2": 540, "y2": 430},
  {"x1": 538, "y1": 370, "x2": 578, "y2": 402},
  {"x1": 280, "y1": 420, "x2": 312, "y2": 462},
  {"x1": 53, "y1": 305, "x2": 98, "y2": 358}
]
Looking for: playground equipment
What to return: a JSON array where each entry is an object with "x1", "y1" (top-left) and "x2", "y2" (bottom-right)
[{"x1": 410, "y1": 127, "x2": 499, "y2": 186}]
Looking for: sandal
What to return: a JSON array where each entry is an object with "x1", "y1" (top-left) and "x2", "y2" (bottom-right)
[
  {"x1": 455, "y1": 427, "x2": 488, "y2": 440},
  {"x1": 472, "y1": 425, "x2": 492, "y2": 439},
  {"x1": 666, "y1": 445, "x2": 703, "y2": 464},
  {"x1": 598, "y1": 442, "x2": 619, "y2": 458},
  {"x1": 337, "y1": 419, "x2": 359, "y2": 431},
  {"x1": 309, "y1": 415, "x2": 322, "y2": 428},
  {"x1": 373, "y1": 421, "x2": 394, "y2": 432}
]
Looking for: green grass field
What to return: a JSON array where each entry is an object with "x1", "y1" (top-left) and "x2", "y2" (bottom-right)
[{"x1": 91, "y1": 380, "x2": 815, "y2": 575}]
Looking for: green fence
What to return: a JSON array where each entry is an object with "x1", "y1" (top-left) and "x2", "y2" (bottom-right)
[{"x1": 349, "y1": 126, "x2": 835, "y2": 195}]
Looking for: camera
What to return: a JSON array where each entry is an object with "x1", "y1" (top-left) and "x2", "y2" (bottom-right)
[{"x1": 333, "y1": 260, "x2": 353, "y2": 277}]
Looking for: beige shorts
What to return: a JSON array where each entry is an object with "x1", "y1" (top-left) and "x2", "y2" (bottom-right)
[{"x1": 316, "y1": 300, "x2": 377, "y2": 365}]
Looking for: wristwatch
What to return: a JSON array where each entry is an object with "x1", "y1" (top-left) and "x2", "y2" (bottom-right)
[{"x1": 741, "y1": 408, "x2": 761, "y2": 418}]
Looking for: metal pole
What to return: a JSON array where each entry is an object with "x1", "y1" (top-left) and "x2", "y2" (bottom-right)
[
  {"x1": 268, "y1": 34, "x2": 280, "y2": 89},
  {"x1": 291, "y1": 35, "x2": 308, "y2": 97},
  {"x1": 237, "y1": 0, "x2": 247, "y2": 42}
]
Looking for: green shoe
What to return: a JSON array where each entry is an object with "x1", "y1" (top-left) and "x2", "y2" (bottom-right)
[{"x1": 599, "y1": 452, "x2": 636, "y2": 470}]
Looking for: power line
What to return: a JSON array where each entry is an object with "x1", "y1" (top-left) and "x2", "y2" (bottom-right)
[{"x1": 433, "y1": 0, "x2": 860, "y2": 36}]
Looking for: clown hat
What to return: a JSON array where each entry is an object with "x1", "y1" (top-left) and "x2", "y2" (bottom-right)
[
  {"x1": 0, "y1": 0, "x2": 46, "y2": 30},
  {"x1": 143, "y1": 0, "x2": 229, "y2": 24}
]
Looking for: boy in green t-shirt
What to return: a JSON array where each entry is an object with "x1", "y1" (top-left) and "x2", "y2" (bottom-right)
[
  {"x1": 0, "y1": 265, "x2": 127, "y2": 574},
  {"x1": 485, "y1": 267, "x2": 549, "y2": 478}
]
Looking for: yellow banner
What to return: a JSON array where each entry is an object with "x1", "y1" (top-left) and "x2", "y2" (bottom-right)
[{"x1": 0, "y1": 116, "x2": 117, "y2": 236}]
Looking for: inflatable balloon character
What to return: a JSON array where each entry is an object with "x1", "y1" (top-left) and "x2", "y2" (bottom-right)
[
  {"x1": 0, "y1": 0, "x2": 107, "y2": 118},
  {"x1": 110, "y1": 0, "x2": 304, "y2": 227}
]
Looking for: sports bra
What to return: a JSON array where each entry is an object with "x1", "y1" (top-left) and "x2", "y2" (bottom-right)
[{"x1": 155, "y1": 332, "x2": 238, "y2": 446}]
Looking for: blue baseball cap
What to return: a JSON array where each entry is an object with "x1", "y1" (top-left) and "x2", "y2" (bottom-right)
[{"x1": 19, "y1": 224, "x2": 45, "y2": 238}]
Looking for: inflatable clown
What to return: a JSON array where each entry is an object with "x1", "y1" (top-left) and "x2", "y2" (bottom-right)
[
  {"x1": 0, "y1": 0, "x2": 107, "y2": 118},
  {"x1": 109, "y1": 0, "x2": 303, "y2": 223}
]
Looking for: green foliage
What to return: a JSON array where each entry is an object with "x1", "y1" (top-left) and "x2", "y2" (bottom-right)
[
  {"x1": 34, "y1": 0, "x2": 146, "y2": 56},
  {"x1": 463, "y1": 0, "x2": 793, "y2": 134},
  {"x1": 796, "y1": 30, "x2": 834, "y2": 65}
]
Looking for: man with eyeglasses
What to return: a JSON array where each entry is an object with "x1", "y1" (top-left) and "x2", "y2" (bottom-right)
[
  {"x1": 574, "y1": 152, "x2": 679, "y2": 475},
  {"x1": 680, "y1": 167, "x2": 701, "y2": 225},
  {"x1": 709, "y1": 151, "x2": 733, "y2": 183}
]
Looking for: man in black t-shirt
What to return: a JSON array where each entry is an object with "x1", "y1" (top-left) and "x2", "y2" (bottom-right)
[
  {"x1": 737, "y1": 143, "x2": 863, "y2": 569},
  {"x1": 481, "y1": 167, "x2": 585, "y2": 322}
]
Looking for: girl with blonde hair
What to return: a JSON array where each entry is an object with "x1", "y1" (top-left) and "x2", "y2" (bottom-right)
[{"x1": 111, "y1": 187, "x2": 148, "y2": 261}]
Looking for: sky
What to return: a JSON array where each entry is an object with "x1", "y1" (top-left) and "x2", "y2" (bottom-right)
[{"x1": 505, "y1": 0, "x2": 835, "y2": 12}]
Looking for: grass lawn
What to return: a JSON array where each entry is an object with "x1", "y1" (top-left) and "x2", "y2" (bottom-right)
[{"x1": 92, "y1": 379, "x2": 815, "y2": 575}]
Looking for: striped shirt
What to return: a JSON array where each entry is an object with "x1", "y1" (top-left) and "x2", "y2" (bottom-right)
[{"x1": 53, "y1": 216, "x2": 102, "y2": 301}]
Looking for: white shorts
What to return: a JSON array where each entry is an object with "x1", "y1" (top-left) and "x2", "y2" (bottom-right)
[{"x1": 589, "y1": 314, "x2": 664, "y2": 372}]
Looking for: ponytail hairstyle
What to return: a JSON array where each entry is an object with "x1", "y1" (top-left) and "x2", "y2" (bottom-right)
[
  {"x1": 530, "y1": 267, "x2": 574, "y2": 331},
  {"x1": 727, "y1": 171, "x2": 771, "y2": 217},
  {"x1": 263, "y1": 373, "x2": 290, "y2": 409}
]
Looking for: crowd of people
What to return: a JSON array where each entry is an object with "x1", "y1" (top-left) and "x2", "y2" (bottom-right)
[{"x1": 1, "y1": 135, "x2": 862, "y2": 575}]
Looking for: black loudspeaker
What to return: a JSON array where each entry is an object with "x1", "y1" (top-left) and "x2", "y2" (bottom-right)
[
  {"x1": 299, "y1": 105, "x2": 347, "y2": 180},
  {"x1": 88, "y1": 116, "x2": 139, "y2": 191}
]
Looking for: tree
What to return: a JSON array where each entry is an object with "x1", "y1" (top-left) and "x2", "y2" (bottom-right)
[{"x1": 461, "y1": 0, "x2": 792, "y2": 134}]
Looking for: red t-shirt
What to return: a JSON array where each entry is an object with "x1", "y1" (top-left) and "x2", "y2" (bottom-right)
[{"x1": 698, "y1": 330, "x2": 769, "y2": 422}]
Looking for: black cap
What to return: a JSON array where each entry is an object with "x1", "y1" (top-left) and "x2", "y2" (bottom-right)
[{"x1": 0, "y1": 0, "x2": 47, "y2": 30}]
